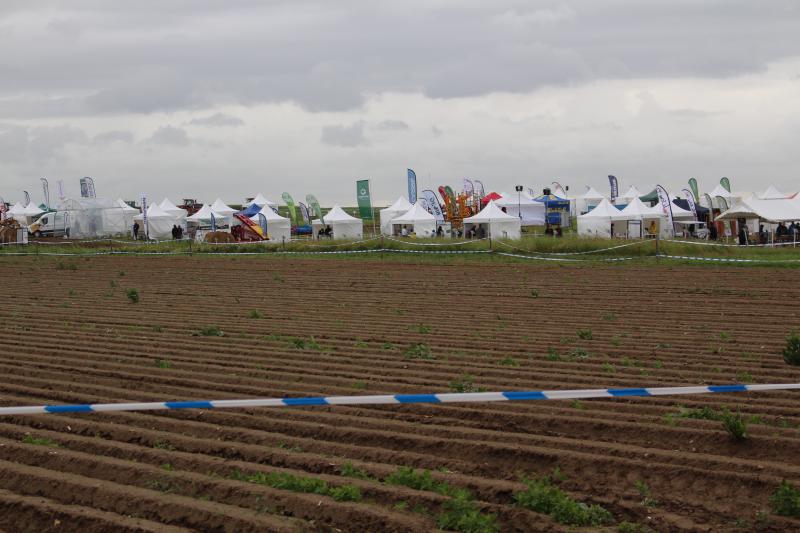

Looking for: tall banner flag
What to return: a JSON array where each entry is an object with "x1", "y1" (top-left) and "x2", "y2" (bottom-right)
[
  {"x1": 608, "y1": 175, "x2": 619, "y2": 203},
  {"x1": 421, "y1": 189, "x2": 444, "y2": 222},
  {"x1": 720, "y1": 177, "x2": 731, "y2": 193},
  {"x1": 444, "y1": 186, "x2": 457, "y2": 211},
  {"x1": 655, "y1": 185, "x2": 674, "y2": 232},
  {"x1": 258, "y1": 213, "x2": 268, "y2": 236},
  {"x1": 298, "y1": 202, "x2": 310, "y2": 224},
  {"x1": 527, "y1": 187, "x2": 535, "y2": 197},
  {"x1": 282, "y1": 192, "x2": 298, "y2": 225},
  {"x1": 210, "y1": 213, "x2": 217, "y2": 232},
  {"x1": 716, "y1": 196, "x2": 729, "y2": 212},
  {"x1": 86, "y1": 177, "x2": 96, "y2": 197},
  {"x1": 356, "y1": 179, "x2": 373, "y2": 219},
  {"x1": 474, "y1": 180, "x2": 485, "y2": 199},
  {"x1": 80, "y1": 178, "x2": 90, "y2": 198},
  {"x1": 23, "y1": 190, "x2": 30, "y2": 205},
  {"x1": 682, "y1": 188, "x2": 698, "y2": 220},
  {"x1": 306, "y1": 194, "x2": 324, "y2": 223},
  {"x1": 552, "y1": 181, "x2": 567, "y2": 198},
  {"x1": 407, "y1": 169, "x2": 418, "y2": 203},
  {"x1": 140, "y1": 193, "x2": 149, "y2": 239},
  {"x1": 688, "y1": 178, "x2": 699, "y2": 202},
  {"x1": 704, "y1": 193, "x2": 715, "y2": 221},
  {"x1": 463, "y1": 179, "x2": 474, "y2": 196},
  {"x1": 41, "y1": 178, "x2": 50, "y2": 210},
  {"x1": 57, "y1": 180, "x2": 65, "y2": 201}
]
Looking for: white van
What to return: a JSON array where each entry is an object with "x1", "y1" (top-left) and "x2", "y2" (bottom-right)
[{"x1": 28, "y1": 211, "x2": 68, "y2": 237}]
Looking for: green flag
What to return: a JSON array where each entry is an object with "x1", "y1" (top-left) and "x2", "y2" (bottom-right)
[
  {"x1": 282, "y1": 192, "x2": 298, "y2": 225},
  {"x1": 720, "y1": 177, "x2": 731, "y2": 193},
  {"x1": 356, "y1": 179, "x2": 373, "y2": 219},
  {"x1": 688, "y1": 178, "x2": 699, "y2": 202},
  {"x1": 306, "y1": 194, "x2": 324, "y2": 223}
]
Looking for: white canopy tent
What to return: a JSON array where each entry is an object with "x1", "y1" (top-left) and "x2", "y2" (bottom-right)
[
  {"x1": 312, "y1": 205, "x2": 363, "y2": 240},
  {"x1": 210, "y1": 198, "x2": 237, "y2": 217},
  {"x1": 19, "y1": 202, "x2": 44, "y2": 217},
  {"x1": 379, "y1": 197, "x2": 413, "y2": 234},
  {"x1": 250, "y1": 205, "x2": 291, "y2": 242},
  {"x1": 116, "y1": 199, "x2": 139, "y2": 233},
  {"x1": 577, "y1": 186, "x2": 606, "y2": 213},
  {"x1": 620, "y1": 198, "x2": 669, "y2": 238},
  {"x1": 159, "y1": 198, "x2": 187, "y2": 219},
  {"x1": 494, "y1": 193, "x2": 546, "y2": 226},
  {"x1": 245, "y1": 193, "x2": 276, "y2": 208},
  {"x1": 758, "y1": 185, "x2": 788, "y2": 200},
  {"x1": 186, "y1": 204, "x2": 231, "y2": 227},
  {"x1": 463, "y1": 200, "x2": 521, "y2": 240},
  {"x1": 577, "y1": 198, "x2": 626, "y2": 238},
  {"x1": 649, "y1": 200, "x2": 694, "y2": 220},
  {"x1": 390, "y1": 202, "x2": 437, "y2": 238},
  {"x1": 716, "y1": 198, "x2": 800, "y2": 223},
  {"x1": 618, "y1": 185, "x2": 642, "y2": 204},
  {"x1": 133, "y1": 203, "x2": 181, "y2": 239},
  {"x1": 708, "y1": 184, "x2": 738, "y2": 202},
  {"x1": 6, "y1": 202, "x2": 27, "y2": 218}
]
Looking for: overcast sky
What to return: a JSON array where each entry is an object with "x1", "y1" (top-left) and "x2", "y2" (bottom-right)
[{"x1": 2, "y1": 1, "x2": 799, "y2": 206}]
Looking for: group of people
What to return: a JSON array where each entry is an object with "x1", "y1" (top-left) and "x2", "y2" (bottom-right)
[
  {"x1": 467, "y1": 224, "x2": 487, "y2": 239},
  {"x1": 317, "y1": 225, "x2": 333, "y2": 238},
  {"x1": 171, "y1": 224, "x2": 184, "y2": 240}
]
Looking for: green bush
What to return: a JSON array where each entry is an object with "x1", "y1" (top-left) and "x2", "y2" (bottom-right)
[
  {"x1": 126, "y1": 288, "x2": 139, "y2": 303},
  {"x1": 782, "y1": 330, "x2": 800, "y2": 365},
  {"x1": 770, "y1": 480, "x2": 800, "y2": 517},
  {"x1": 404, "y1": 343, "x2": 434, "y2": 360},
  {"x1": 577, "y1": 329, "x2": 593, "y2": 340},
  {"x1": 247, "y1": 309, "x2": 264, "y2": 319},
  {"x1": 196, "y1": 325, "x2": 224, "y2": 337},
  {"x1": 721, "y1": 408, "x2": 748, "y2": 441},
  {"x1": 514, "y1": 477, "x2": 613, "y2": 527},
  {"x1": 437, "y1": 492, "x2": 499, "y2": 533}
]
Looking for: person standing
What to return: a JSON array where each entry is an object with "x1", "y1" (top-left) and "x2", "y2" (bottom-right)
[{"x1": 133, "y1": 221, "x2": 140, "y2": 240}]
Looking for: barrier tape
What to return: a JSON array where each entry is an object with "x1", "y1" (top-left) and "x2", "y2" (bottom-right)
[
  {"x1": 664, "y1": 239, "x2": 799, "y2": 248},
  {"x1": 2, "y1": 383, "x2": 797, "y2": 416},
  {"x1": 658, "y1": 254, "x2": 800, "y2": 263},
  {"x1": 495, "y1": 252, "x2": 638, "y2": 262},
  {"x1": 384, "y1": 236, "x2": 489, "y2": 247},
  {"x1": 494, "y1": 239, "x2": 649, "y2": 255}
]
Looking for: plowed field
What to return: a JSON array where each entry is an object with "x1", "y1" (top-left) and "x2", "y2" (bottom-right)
[{"x1": 1, "y1": 255, "x2": 799, "y2": 532}]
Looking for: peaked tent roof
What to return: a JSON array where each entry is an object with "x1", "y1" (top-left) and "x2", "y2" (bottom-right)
[
  {"x1": 619, "y1": 185, "x2": 642, "y2": 200},
  {"x1": 211, "y1": 198, "x2": 236, "y2": 215},
  {"x1": 464, "y1": 200, "x2": 520, "y2": 223},
  {"x1": 758, "y1": 185, "x2": 787, "y2": 199},
  {"x1": 383, "y1": 196, "x2": 413, "y2": 212},
  {"x1": 579, "y1": 186, "x2": 606, "y2": 200},
  {"x1": 392, "y1": 202, "x2": 436, "y2": 224},
  {"x1": 708, "y1": 184, "x2": 736, "y2": 198},
  {"x1": 324, "y1": 205, "x2": 361, "y2": 222},
  {"x1": 648, "y1": 199, "x2": 693, "y2": 218},
  {"x1": 620, "y1": 197, "x2": 657, "y2": 218},
  {"x1": 494, "y1": 193, "x2": 544, "y2": 207},
  {"x1": 7, "y1": 202, "x2": 26, "y2": 215},
  {"x1": 251, "y1": 205, "x2": 289, "y2": 221},
  {"x1": 187, "y1": 204, "x2": 230, "y2": 221},
  {"x1": 579, "y1": 198, "x2": 626, "y2": 220},
  {"x1": 116, "y1": 199, "x2": 138, "y2": 212},
  {"x1": 159, "y1": 198, "x2": 186, "y2": 215},
  {"x1": 245, "y1": 193, "x2": 276, "y2": 207},
  {"x1": 18, "y1": 202, "x2": 44, "y2": 216},
  {"x1": 716, "y1": 198, "x2": 800, "y2": 222},
  {"x1": 137, "y1": 203, "x2": 177, "y2": 219}
]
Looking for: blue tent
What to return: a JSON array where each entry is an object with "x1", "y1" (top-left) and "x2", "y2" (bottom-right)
[{"x1": 534, "y1": 194, "x2": 570, "y2": 224}]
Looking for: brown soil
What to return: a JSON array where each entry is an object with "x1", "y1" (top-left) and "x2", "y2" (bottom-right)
[{"x1": 0, "y1": 255, "x2": 799, "y2": 531}]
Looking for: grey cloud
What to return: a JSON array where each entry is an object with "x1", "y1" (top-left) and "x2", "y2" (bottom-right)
[
  {"x1": 146, "y1": 126, "x2": 190, "y2": 146},
  {"x1": 93, "y1": 130, "x2": 134, "y2": 143},
  {"x1": 0, "y1": 123, "x2": 88, "y2": 163},
  {"x1": 188, "y1": 112, "x2": 244, "y2": 127},
  {"x1": 375, "y1": 120, "x2": 409, "y2": 131},
  {"x1": 1, "y1": 2, "x2": 799, "y2": 116},
  {"x1": 321, "y1": 121, "x2": 368, "y2": 147}
]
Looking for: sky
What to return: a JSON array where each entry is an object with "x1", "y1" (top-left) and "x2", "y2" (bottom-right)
[{"x1": 1, "y1": 1, "x2": 800, "y2": 206}]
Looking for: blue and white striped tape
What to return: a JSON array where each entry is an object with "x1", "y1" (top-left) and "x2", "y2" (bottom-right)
[{"x1": 1, "y1": 383, "x2": 797, "y2": 416}]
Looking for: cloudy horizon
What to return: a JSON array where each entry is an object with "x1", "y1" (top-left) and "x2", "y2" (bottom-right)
[{"x1": 2, "y1": 1, "x2": 800, "y2": 206}]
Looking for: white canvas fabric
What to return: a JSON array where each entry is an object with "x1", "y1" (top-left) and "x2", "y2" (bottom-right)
[
  {"x1": 494, "y1": 193, "x2": 546, "y2": 225},
  {"x1": 7, "y1": 202, "x2": 26, "y2": 216},
  {"x1": 463, "y1": 200, "x2": 521, "y2": 239},
  {"x1": 187, "y1": 204, "x2": 230, "y2": 224},
  {"x1": 133, "y1": 203, "x2": 182, "y2": 239},
  {"x1": 19, "y1": 202, "x2": 44, "y2": 217},
  {"x1": 391, "y1": 202, "x2": 437, "y2": 237},
  {"x1": 619, "y1": 185, "x2": 642, "y2": 202},
  {"x1": 708, "y1": 184, "x2": 737, "y2": 199},
  {"x1": 245, "y1": 193, "x2": 276, "y2": 207},
  {"x1": 577, "y1": 198, "x2": 626, "y2": 237},
  {"x1": 717, "y1": 198, "x2": 800, "y2": 222},
  {"x1": 210, "y1": 198, "x2": 236, "y2": 216},
  {"x1": 313, "y1": 205, "x2": 363, "y2": 239},
  {"x1": 758, "y1": 185, "x2": 787, "y2": 200},
  {"x1": 250, "y1": 206, "x2": 291, "y2": 242},
  {"x1": 379, "y1": 196, "x2": 413, "y2": 234},
  {"x1": 159, "y1": 198, "x2": 187, "y2": 218}
]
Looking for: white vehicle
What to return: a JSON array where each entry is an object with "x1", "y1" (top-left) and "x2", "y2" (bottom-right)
[{"x1": 27, "y1": 211, "x2": 68, "y2": 238}]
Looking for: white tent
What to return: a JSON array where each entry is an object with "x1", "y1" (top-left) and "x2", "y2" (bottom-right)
[
  {"x1": 210, "y1": 198, "x2": 237, "y2": 216},
  {"x1": 577, "y1": 186, "x2": 606, "y2": 213},
  {"x1": 250, "y1": 205, "x2": 291, "y2": 242},
  {"x1": 618, "y1": 185, "x2": 642, "y2": 204},
  {"x1": 649, "y1": 200, "x2": 694, "y2": 220},
  {"x1": 245, "y1": 193, "x2": 276, "y2": 207},
  {"x1": 494, "y1": 193, "x2": 546, "y2": 226},
  {"x1": 159, "y1": 198, "x2": 187, "y2": 219},
  {"x1": 134, "y1": 203, "x2": 181, "y2": 239},
  {"x1": 116, "y1": 199, "x2": 138, "y2": 233},
  {"x1": 716, "y1": 198, "x2": 800, "y2": 223},
  {"x1": 379, "y1": 197, "x2": 413, "y2": 234},
  {"x1": 463, "y1": 200, "x2": 521, "y2": 240},
  {"x1": 7, "y1": 202, "x2": 26, "y2": 217},
  {"x1": 620, "y1": 198, "x2": 669, "y2": 238},
  {"x1": 758, "y1": 185, "x2": 787, "y2": 200},
  {"x1": 577, "y1": 198, "x2": 626, "y2": 238},
  {"x1": 187, "y1": 204, "x2": 231, "y2": 227},
  {"x1": 390, "y1": 202, "x2": 437, "y2": 238},
  {"x1": 312, "y1": 205, "x2": 363, "y2": 240},
  {"x1": 19, "y1": 202, "x2": 44, "y2": 218},
  {"x1": 708, "y1": 184, "x2": 737, "y2": 199}
]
